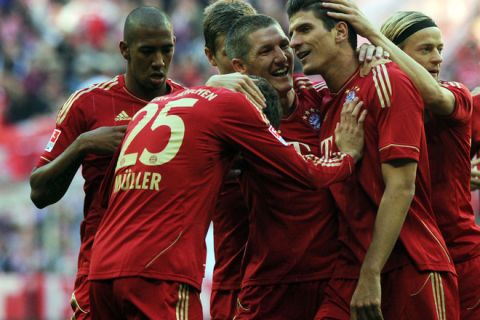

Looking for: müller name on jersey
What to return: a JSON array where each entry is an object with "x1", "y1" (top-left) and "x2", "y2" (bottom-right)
[{"x1": 114, "y1": 169, "x2": 162, "y2": 192}]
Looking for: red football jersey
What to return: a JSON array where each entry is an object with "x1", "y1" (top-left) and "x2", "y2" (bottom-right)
[
  {"x1": 471, "y1": 94, "x2": 480, "y2": 157},
  {"x1": 318, "y1": 62, "x2": 455, "y2": 278},
  {"x1": 89, "y1": 86, "x2": 355, "y2": 290},
  {"x1": 426, "y1": 81, "x2": 480, "y2": 262},
  {"x1": 36, "y1": 75, "x2": 184, "y2": 275},
  {"x1": 211, "y1": 76, "x2": 333, "y2": 290},
  {"x1": 211, "y1": 175, "x2": 249, "y2": 290},
  {"x1": 240, "y1": 76, "x2": 341, "y2": 287}
]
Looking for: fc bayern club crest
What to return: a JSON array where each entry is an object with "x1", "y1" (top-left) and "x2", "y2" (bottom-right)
[
  {"x1": 302, "y1": 107, "x2": 321, "y2": 130},
  {"x1": 345, "y1": 86, "x2": 360, "y2": 103}
]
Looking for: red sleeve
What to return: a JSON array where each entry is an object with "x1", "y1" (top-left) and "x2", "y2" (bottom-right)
[
  {"x1": 439, "y1": 81, "x2": 472, "y2": 126},
  {"x1": 370, "y1": 63, "x2": 423, "y2": 163},
  {"x1": 471, "y1": 95, "x2": 480, "y2": 157},
  {"x1": 213, "y1": 92, "x2": 354, "y2": 189},
  {"x1": 36, "y1": 90, "x2": 88, "y2": 167}
]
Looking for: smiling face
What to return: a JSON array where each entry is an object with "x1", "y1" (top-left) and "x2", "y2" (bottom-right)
[
  {"x1": 233, "y1": 24, "x2": 294, "y2": 96},
  {"x1": 401, "y1": 27, "x2": 444, "y2": 81},
  {"x1": 121, "y1": 24, "x2": 175, "y2": 100},
  {"x1": 289, "y1": 10, "x2": 336, "y2": 76}
]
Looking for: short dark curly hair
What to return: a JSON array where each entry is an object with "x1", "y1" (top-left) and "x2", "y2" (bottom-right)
[{"x1": 286, "y1": 0, "x2": 357, "y2": 50}]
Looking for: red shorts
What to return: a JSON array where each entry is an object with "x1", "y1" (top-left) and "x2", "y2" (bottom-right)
[
  {"x1": 316, "y1": 263, "x2": 459, "y2": 320},
  {"x1": 71, "y1": 274, "x2": 90, "y2": 320},
  {"x1": 456, "y1": 255, "x2": 480, "y2": 319},
  {"x1": 90, "y1": 277, "x2": 202, "y2": 320},
  {"x1": 210, "y1": 288, "x2": 239, "y2": 320},
  {"x1": 234, "y1": 280, "x2": 328, "y2": 319}
]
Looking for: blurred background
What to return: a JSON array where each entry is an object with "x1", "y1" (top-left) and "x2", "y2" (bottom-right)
[{"x1": 0, "y1": 0, "x2": 479, "y2": 319}]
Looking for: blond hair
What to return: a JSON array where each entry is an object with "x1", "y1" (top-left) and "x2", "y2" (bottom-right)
[{"x1": 380, "y1": 11, "x2": 437, "y2": 47}]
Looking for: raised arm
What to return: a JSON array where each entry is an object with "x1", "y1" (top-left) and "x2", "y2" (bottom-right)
[
  {"x1": 30, "y1": 126, "x2": 126, "y2": 208},
  {"x1": 322, "y1": 0, "x2": 456, "y2": 116}
]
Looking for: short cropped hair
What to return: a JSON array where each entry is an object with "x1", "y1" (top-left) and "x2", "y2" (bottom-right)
[
  {"x1": 124, "y1": 6, "x2": 172, "y2": 43},
  {"x1": 286, "y1": 0, "x2": 357, "y2": 50},
  {"x1": 203, "y1": 0, "x2": 257, "y2": 54},
  {"x1": 225, "y1": 14, "x2": 279, "y2": 61}
]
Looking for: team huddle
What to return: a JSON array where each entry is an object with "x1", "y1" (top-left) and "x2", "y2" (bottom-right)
[{"x1": 29, "y1": 0, "x2": 480, "y2": 319}]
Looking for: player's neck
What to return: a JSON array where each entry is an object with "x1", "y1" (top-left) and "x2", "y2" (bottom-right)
[
  {"x1": 280, "y1": 90, "x2": 296, "y2": 116},
  {"x1": 321, "y1": 52, "x2": 358, "y2": 94},
  {"x1": 125, "y1": 75, "x2": 169, "y2": 101}
]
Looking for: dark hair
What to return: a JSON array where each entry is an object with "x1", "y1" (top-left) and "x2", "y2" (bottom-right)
[
  {"x1": 225, "y1": 14, "x2": 278, "y2": 61},
  {"x1": 286, "y1": 0, "x2": 357, "y2": 50},
  {"x1": 250, "y1": 76, "x2": 282, "y2": 128},
  {"x1": 124, "y1": 6, "x2": 172, "y2": 43},
  {"x1": 203, "y1": 0, "x2": 257, "y2": 54}
]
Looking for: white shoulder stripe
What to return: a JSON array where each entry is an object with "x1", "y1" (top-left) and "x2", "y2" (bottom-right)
[{"x1": 372, "y1": 65, "x2": 392, "y2": 108}]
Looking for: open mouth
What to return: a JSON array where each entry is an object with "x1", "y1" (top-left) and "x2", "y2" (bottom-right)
[
  {"x1": 296, "y1": 50, "x2": 310, "y2": 61},
  {"x1": 271, "y1": 67, "x2": 289, "y2": 77}
]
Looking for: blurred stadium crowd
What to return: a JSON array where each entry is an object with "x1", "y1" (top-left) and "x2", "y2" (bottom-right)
[{"x1": 0, "y1": 0, "x2": 479, "y2": 288}]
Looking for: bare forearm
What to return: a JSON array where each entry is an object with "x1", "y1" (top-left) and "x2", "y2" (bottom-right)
[
  {"x1": 361, "y1": 185, "x2": 414, "y2": 274},
  {"x1": 30, "y1": 138, "x2": 85, "y2": 208}
]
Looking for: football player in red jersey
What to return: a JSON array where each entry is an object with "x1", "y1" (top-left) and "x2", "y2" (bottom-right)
[
  {"x1": 470, "y1": 89, "x2": 480, "y2": 190},
  {"x1": 202, "y1": 2, "x2": 257, "y2": 318},
  {"x1": 88, "y1": 77, "x2": 365, "y2": 319},
  {"x1": 224, "y1": 14, "x2": 344, "y2": 319},
  {"x1": 320, "y1": 2, "x2": 479, "y2": 318},
  {"x1": 288, "y1": 1, "x2": 459, "y2": 319},
  {"x1": 29, "y1": 6, "x2": 264, "y2": 320},
  {"x1": 29, "y1": 7, "x2": 184, "y2": 320}
]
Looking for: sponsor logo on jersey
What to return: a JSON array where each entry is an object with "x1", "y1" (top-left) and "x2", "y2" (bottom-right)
[
  {"x1": 115, "y1": 110, "x2": 132, "y2": 121},
  {"x1": 268, "y1": 126, "x2": 288, "y2": 146},
  {"x1": 45, "y1": 129, "x2": 61, "y2": 152},
  {"x1": 302, "y1": 107, "x2": 321, "y2": 130}
]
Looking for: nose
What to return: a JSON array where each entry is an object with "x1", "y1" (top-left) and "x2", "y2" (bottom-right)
[
  {"x1": 289, "y1": 34, "x2": 301, "y2": 51},
  {"x1": 431, "y1": 48, "x2": 443, "y2": 64},
  {"x1": 274, "y1": 47, "x2": 288, "y2": 63},
  {"x1": 152, "y1": 51, "x2": 166, "y2": 68}
]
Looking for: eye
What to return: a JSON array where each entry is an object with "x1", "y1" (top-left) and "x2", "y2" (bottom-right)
[
  {"x1": 162, "y1": 46, "x2": 174, "y2": 54},
  {"x1": 299, "y1": 25, "x2": 312, "y2": 34}
]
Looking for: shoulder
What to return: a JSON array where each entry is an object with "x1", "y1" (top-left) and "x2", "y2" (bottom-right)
[
  {"x1": 440, "y1": 80, "x2": 471, "y2": 97},
  {"x1": 166, "y1": 78, "x2": 187, "y2": 93},
  {"x1": 56, "y1": 76, "x2": 121, "y2": 124},
  {"x1": 363, "y1": 61, "x2": 419, "y2": 109}
]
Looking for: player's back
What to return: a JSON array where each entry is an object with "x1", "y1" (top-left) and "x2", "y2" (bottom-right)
[{"x1": 90, "y1": 86, "x2": 241, "y2": 288}]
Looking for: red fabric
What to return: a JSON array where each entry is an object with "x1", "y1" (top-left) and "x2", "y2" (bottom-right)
[
  {"x1": 456, "y1": 255, "x2": 480, "y2": 319},
  {"x1": 90, "y1": 278, "x2": 202, "y2": 320},
  {"x1": 318, "y1": 62, "x2": 454, "y2": 278},
  {"x1": 240, "y1": 77, "x2": 340, "y2": 287},
  {"x1": 210, "y1": 288, "x2": 240, "y2": 320},
  {"x1": 235, "y1": 280, "x2": 328, "y2": 319},
  {"x1": 89, "y1": 86, "x2": 354, "y2": 290},
  {"x1": 316, "y1": 264, "x2": 459, "y2": 320},
  {"x1": 471, "y1": 95, "x2": 480, "y2": 156},
  {"x1": 211, "y1": 76, "x2": 334, "y2": 291},
  {"x1": 71, "y1": 274, "x2": 90, "y2": 320},
  {"x1": 35, "y1": 75, "x2": 184, "y2": 276},
  {"x1": 211, "y1": 177, "x2": 249, "y2": 290},
  {"x1": 426, "y1": 81, "x2": 480, "y2": 263}
]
